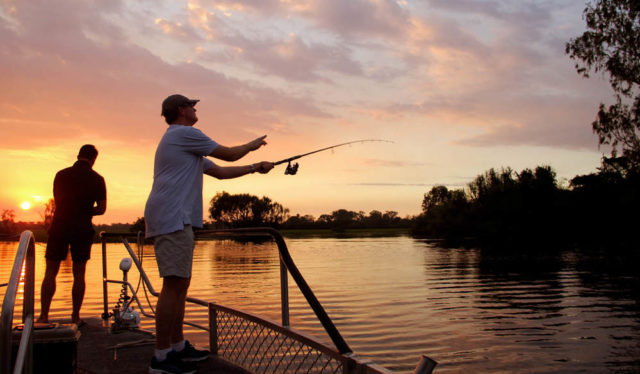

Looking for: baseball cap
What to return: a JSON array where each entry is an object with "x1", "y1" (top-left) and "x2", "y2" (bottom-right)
[{"x1": 161, "y1": 94, "x2": 200, "y2": 116}]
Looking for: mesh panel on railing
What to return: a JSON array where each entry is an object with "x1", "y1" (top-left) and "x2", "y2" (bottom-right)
[{"x1": 215, "y1": 309, "x2": 345, "y2": 374}]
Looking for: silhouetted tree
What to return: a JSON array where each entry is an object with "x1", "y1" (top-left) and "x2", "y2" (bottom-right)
[
  {"x1": 566, "y1": 0, "x2": 640, "y2": 170},
  {"x1": 130, "y1": 217, "x2": 146, "y2": 233},
  {"x1": 316, "y1": 214, "x2": 332, "y2": 229},
  {"x1": 366, "y1": 210, "x2": 384, "y2": 227},
  {"x1": 282, "y1": 214, "x2": 316, "y2": 229},
  {"x1": 281, "y1": 210, "x2": 411, "y2": 230},
  {"x1": 1, "y1": 209, "x2": 17, "y2": 237},
  {"x1": 382, "y1": 211, "x2": 399, "y2": 226},
  {"x1": 569, "y1": 162, "x2": 640, "y2": 249},
  {"x1": 208, "y1": 191, "x2": 289, "y2": 228},
  {"x1": 422, "y1": 186, "x2": 452, "y2": 212},
  {"x1": 330, "y1": 209, "x2": 359, "y2": 231},
  {"x1": 257, "y1": 197, "x2": 289, "y2": 226},
  {"x1": 412, "y1": 166, "x2": 567, "y2": 250},
  {"x1": 413, "y1": 186, "x2": 470, "y2": 241},
  {"x1": 41, "y1": 198, "x2": 55, "y2": 230},
  {"x1": 469, "y1": 166, "x2": 565, "y2": 250}
]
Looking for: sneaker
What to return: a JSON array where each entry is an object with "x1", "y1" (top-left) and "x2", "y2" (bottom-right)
[
  {"x1": 149, "y1": 351, "x2": 198, "y2": 374},
  {"x1": 175, "y1": 340, "x2": 210, "y2": 362}
]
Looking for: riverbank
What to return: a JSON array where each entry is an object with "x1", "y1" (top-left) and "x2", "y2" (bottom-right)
[
  {"x1": 280, "y1": 227, "x2": 409, "y2": 238},
  {"x1": 1, "y1": 227, "x2": 411, "y2": 243}
]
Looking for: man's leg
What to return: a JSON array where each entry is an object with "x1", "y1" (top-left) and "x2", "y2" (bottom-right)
[
  {"x1": 155, "y1": 276, "x2": 191, "y2": 350},
  {"x1": 71, "y1": 261, "x2": 87, "y2": 323},
  {"x1": 170, "y1": 277, "x2": 190, "y2": 345},
  {"x1": 169, "y1": 272, "x2": 210, "y2": 363},
  {"x1": 150, "y1": 225, "x2": 200, "y2": 372},
  {"x1": 37, "y1": 259, "x2": 61, "y2": 323}
]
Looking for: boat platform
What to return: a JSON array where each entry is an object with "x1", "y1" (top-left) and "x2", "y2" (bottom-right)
[{"x1": 71, "y1": 317, "x2": 246, "y2": 374}]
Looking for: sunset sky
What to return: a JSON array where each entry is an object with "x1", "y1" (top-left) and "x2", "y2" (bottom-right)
[{"x1": 1, "y1": 0, "x2": 612, "y2": 224}]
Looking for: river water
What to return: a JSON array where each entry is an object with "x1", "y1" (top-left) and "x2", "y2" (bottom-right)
[{"x1": 1, "y1": 236, "x2": 639, "y2": 373}]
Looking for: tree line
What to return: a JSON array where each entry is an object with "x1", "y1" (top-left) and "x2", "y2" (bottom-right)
[
  {"x1": 0, "y1": 192, "x2": 411, "y2": 240},
  {"x1": 411, "y1": 163, "x2": 640, "y2": 251},
  {"x1": 3, "y1": 163, "x2": 638, "y2": 251},
  {"x1": 206, "y1": 191, "x2": 411, "y2": 231},
  {"x1": 99, "y1": 192, "x2": 412, "y2": 238}
]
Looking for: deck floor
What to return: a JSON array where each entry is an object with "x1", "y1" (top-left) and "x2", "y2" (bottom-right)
[{"x1": 70, "y1": 317, "x2": 248, "y2": 374}]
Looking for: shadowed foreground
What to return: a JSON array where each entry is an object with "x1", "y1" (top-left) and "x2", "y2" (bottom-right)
[{"x1": 75, "y1": 318, "x2": 247, "y2": 374}]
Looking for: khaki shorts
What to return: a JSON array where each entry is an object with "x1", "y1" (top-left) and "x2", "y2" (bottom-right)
[{"x1": 153, "y1": 225, "x2": 194, "y2": 278}]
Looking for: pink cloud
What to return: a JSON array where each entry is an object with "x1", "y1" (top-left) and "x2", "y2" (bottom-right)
[
  {"x1": 303, "y1": 0, "x2": 409, "y2": 39},
  {"x1": 0, "y1": 0, "x2": 330, "y2": 148}
]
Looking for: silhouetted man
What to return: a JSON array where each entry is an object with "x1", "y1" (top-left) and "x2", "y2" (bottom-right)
[
  {"x1": 145, "y1": 94, "x2": 273, "y2": 374},
  {"x1": 37, "y1": 144, "x2": 107, "y2": 325}
]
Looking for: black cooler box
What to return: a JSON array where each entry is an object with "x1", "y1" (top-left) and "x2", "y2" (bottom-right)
[{"x1": 11, "y1": 323, "x2": 80, "y2": 374}]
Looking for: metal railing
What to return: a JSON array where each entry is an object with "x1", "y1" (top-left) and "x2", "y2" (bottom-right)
[
  {"x1": 197, "y1": 227, "x2": 352, "y2": 354},
  {"x1": 1, "y1": 231, "x2": 36, "y2": 374},
  {"x1": 99, "y1": 228, "x2": 437, "y2": 374},
  {"x1": 100, "y1": 228, "x2": 351, "y2": 351}
]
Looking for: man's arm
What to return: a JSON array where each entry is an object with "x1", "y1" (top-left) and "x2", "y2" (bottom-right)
[
  {"x1": 93, "y1": 200, "x2": 107, "y2": 216},
  {"x1": 93, "y1": 177, "x2": 107, "y2": 216},
  {"x1": 209, "y1": 135, "x2": 268, "y2": 161},
  {"x1": 205, "y1": 161, "x2": 274, "y2": 179}
]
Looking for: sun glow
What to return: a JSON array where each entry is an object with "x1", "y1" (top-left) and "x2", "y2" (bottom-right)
[{"x1": 21, "y1": 201, "x2": 31, "y2": 210}]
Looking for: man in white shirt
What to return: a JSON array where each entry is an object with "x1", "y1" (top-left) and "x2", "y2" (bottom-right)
[{"x1": 145, "y1": 94, "x2": 273, "y2": 374}]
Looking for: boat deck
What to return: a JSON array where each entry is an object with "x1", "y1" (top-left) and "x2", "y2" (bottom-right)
[{"x1": 73, "y1": 317, "x2": 247, "y2": 374}]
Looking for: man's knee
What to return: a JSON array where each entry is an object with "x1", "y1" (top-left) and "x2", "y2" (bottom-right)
[
  {"x1": 163, "y1": 275, "x2": 190, "y2": 286},
  {"x1": 44, "y1": 260, "x2": 62, "y2": 278},
  {"x1": 72, "y1": 261, "x2": 87, "y2": 276},
  {"x1": 161, "y1": 276, "x2": 191, "y2": 295}
]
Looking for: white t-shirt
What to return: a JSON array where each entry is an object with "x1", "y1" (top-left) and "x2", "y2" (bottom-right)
[{"x1": 144, "y1": 125, "x2": 219, "y2": 238}]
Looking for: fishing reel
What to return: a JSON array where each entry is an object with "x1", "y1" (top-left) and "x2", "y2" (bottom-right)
[{"x1": 285, "y1": 162, "x2": 299, "y2": 175}]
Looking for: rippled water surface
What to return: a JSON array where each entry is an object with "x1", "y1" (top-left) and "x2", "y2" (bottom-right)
[{"x1": 1, "y1": 236, "x2": 639, "y2": 373}]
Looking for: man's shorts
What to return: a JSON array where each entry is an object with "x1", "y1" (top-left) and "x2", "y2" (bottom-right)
[
  {"x1": 45, "y1": 228, "x2": 94, "y2": 263},
  {"x1": 153, "y1": 225, "x2": 195, "y2": 279}
]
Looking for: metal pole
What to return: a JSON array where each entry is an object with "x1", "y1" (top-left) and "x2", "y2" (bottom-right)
[
  {"x1": 23, "y1": 236, "x2": 35, "y2": 374},
  {"x1": 13, "y1": 315, "x2": 33, "y2": 374},
  {"x1": 22, "y1": 236, "x2": 35, "y2": 323},
  {"x1": 279, "y1": 257, "x2": 290, "y2": 327},
  {"x1": 101, "y1": 234, "x2": 109, "y2": 319},
  {"x1": 1, "y1": 231, "x2": 36, "y2": 374},
  {"x1": 209, "y1": 306, "x2": 218, "y2": 355},
  {"x1": 413, "y1": 355, "x2": 437, "y2": 374},
  {"x1": 121, "y1": 238, "x2": 157, "y2": 295},
  {"x1": 270, "y1": 230, "x2": 352, "y2": 354}
]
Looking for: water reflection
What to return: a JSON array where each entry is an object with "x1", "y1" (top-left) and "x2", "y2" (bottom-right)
[
  {"x1": 422, "y1": 245, "x2": 640, "y2": 373},
  {"x1": 476, "y1": 253, "x2": 565, "y2": 315},
  {"x1": 1, "y1": 238, "x2": 639, "y2": 374},
  {"x1": 571, "y1": 251, "x2": 640, "y2": 302}
]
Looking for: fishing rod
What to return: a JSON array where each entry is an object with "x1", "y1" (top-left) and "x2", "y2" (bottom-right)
[{"x1": 273, "y1": 139, "x2": 393, "y2": 175}]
